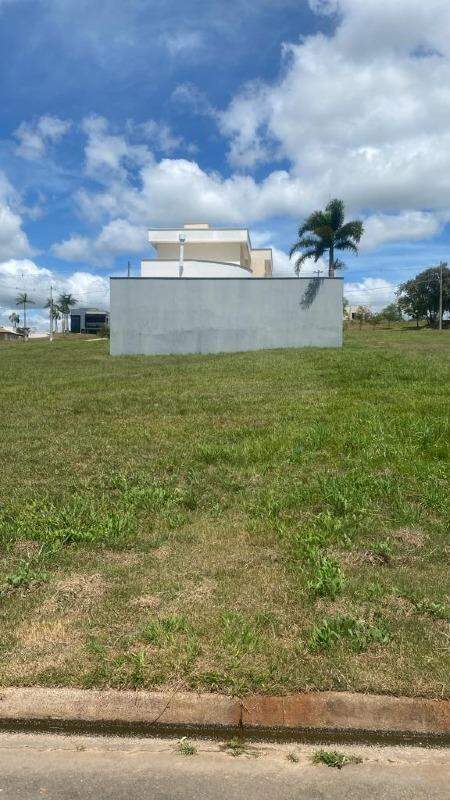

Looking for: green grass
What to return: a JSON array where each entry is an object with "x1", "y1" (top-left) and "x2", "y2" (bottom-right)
[
  {"x1": 0, "y1": 328, "x2": 449, "y2": 697},
  {"x1": 312, "y1": 749, "x2": 362, "y2": 769}
]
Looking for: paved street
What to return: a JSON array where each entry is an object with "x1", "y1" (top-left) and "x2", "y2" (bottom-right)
[{"x1": 0, "y1": 731, "x2": 449, "y2": 799}]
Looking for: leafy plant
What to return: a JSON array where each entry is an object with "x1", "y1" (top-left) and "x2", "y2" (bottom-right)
[
  {"x1": 309, "y1": 615, "x2": 390, "y2": 653},
  {"x1": 178, "y1": 737, "x2": 197, "y2": 756},
  {"x1": 312, "y1": 750, "x2": 362, "y2": 769},
  {"x1": 307, "y1": 554, "x2": 345, "y2": 599}
]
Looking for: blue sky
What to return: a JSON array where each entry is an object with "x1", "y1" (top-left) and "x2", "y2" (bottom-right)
[{"x1": 1, "y1": 0, "x2": 450, "y2": 326}]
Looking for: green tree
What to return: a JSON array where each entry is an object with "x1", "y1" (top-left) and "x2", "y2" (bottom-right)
[
  {"x1": 15, "y1": 292, "x2": 35, "y2": 331},
  {"x1": 379, "y1": 302, "x2": 402, "y2": 328},
  {"x1": 8, "y1": 312, "x2": 20, "y2": 330},
  {"x1": 397, "y1": 265, "x2": 450, "y2": 328},
  {"x1": 353, "y1": 305, "x2": 372, "y2": 329},
  {"x1": 290, "y1": 199, "x2": 364, "y2": 278},
  {"x1": 44, "y1": 298, "x2": 62, "y2": 332},
  {"x1": 57, "y1": 293, "x2": 77, "y2": 333}
]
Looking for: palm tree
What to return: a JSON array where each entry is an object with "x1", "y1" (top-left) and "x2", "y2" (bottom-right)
[
  {"x1": 44, "y1": 298, "x2": 61, "y2": 334},
  {"x1": 8, "y1": 312, "x2": 20, "y2": 330},
  {"x1": 57, "y1": 293, "x2": 77, "y2": 333},
  {"x1": 289, "y1": 199, "x2": 364, "y2": 278},
  {"x1": 15, "y1": 292, "x2": 35, "y2": 330}
]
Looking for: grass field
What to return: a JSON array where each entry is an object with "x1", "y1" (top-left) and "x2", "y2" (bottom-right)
[{"x1": 0, "y1": 328, "x2": 449, "y2": 697}]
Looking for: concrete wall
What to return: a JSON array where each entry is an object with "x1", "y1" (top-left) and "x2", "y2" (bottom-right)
[{"x1": 110, "y1": 277, "x2": 343, "y2": 356}]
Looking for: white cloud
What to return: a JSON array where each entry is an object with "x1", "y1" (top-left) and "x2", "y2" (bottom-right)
[
  {"x1": 218, "y1": 0, "x2": 450, "y2": 216},
  {"x1": 14, "y1": 115, "x2": 71, "y2": 160},
  {"x1": 127, "y1": 119, "x2": 196, "y2": 155},
  {"x1": 81, "y1": 115, "x2": 152, "y2": 180},
  {"x1": 52, "y1": 219, "x2": 147, "y2": 265},
  {"x1": 77, "y1": 157, "x2": 308, "y2": 227},
  {"x1": 344, "y1": 278, "x2": 396, "y2": 311},
  {"x1": 0, "y1": 172, "x2": 35, "y2": 260},
  {"x1": 0, "y1": 258, "x2": 109, "y2": 325},
  {"x1": 361, "y1": 211, "x2": 442, "y2": 252},
  {"x1": 163, "y1": 30, "x2": 205, "y2": 58},
  {"x1": 51, "y1": 235, "x2": 91, "y2": 262}
]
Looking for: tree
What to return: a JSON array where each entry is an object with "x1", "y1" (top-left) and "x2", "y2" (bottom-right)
[
  {"x1": 57, "y1": 293, "x2": 77, "y2": 333},
  {"x1": 397, "y1": 265, "x2": 450, "y2": 328},
  {"x1": 8, "y1": 312, "x2": 20, "y2": 330},
  {"x1": 379, "y1": 302, "x2": 402, "y2": 328},
  {"x1": 44, "y1": 297, "x2": 62, "y2": 333},
  {"x1": 15, "y1": 292, "x2": 35, "y2": 332},
  {"x1": 290, "y1": 199, "x2": 364, "y2": 278},
  {"x1": 353, "y1": 305, "x2": 373, "y2": 329}
]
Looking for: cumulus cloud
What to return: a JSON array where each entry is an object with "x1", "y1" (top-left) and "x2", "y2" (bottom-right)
[
  {"x1": 361, "y1": 211, "x2": 442, "y2": 252},
  {"x1": 219, "y1": 0, "x2": 450, "y2": 217},
  {"x1": 81, "y1": 115, "x2": 152, "y2": 180},
  {"x1": 52, "y1": 219, "x2": 147, "y2": 265},
  {"x1": 0, "y1": 258, "x2": 109, "y2": 326},
  {"x1": 49, "y1": 1, "x2": 450, "y2": 265},
  {"x1": 0, "y1": 171, "x2": 36, "y2": 260},
  {"x1": 14, "y1": 115, "x2": 71, "y2": 160},
  {"x1": 344, "y1": 278, "x2": 397, "y2": 311}
]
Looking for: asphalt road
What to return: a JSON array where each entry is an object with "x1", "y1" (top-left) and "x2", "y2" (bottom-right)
[{"x1": 0, "y1": 731, "x2": 448, "y2": 799}]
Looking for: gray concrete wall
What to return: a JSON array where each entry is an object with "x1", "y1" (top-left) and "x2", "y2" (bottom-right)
[{"x1": 110, "y1": 277, "x2": 343, "y2": 356}]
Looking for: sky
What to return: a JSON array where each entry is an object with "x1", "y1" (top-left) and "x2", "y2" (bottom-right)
[{"x1": 1, "y1": 0, "x2": 450, "y2": 328}]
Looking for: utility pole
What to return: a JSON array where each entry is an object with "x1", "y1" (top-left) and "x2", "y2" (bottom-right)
[
  {"x1": 314, "y1": 269, "x2": 323, "y2": 278},
  {"x1": 49, "y1": 284, "x2": 54, "y2": 342},
  {"x1": 178, "y1": 233, "x2": 185, "y2": 278},
  {"x1": 438, "y1": 261, "x2": 446, "y2": 331},
  {"x1": 127, "y1": 260, "x2": 131, "y2": 278}
]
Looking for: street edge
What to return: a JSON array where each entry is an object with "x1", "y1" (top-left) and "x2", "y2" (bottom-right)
[{"x1": 0, "y1": 688, "x2": 449, "y2": 742}]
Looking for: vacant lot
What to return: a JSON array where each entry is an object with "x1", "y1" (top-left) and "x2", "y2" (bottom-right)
[{"x1": 0, "y1": 329, "x2": 449, "y2": 697}]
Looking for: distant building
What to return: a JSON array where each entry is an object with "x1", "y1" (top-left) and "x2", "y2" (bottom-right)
[
  {"x1": 142, "y1": 222, "x2": 273, "y2": 278},
  {"x1": 70, "y1": 308, "x2": 110, "y2": 334},
  {"x1": 0, "y1": 326, "x2": 24, "y2": 341}
]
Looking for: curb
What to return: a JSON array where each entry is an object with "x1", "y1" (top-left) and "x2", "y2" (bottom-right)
[{"x1": 0, "y1": 688, "x2": 449, "y2": 741}]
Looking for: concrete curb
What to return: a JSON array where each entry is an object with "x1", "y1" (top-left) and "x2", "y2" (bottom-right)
[{"x1": 0, "y1": 688, "x2": 448, "y2": 740}]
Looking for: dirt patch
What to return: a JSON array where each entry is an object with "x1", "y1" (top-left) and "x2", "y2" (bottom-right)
[
  {"x1": 13, "y1": 539, "x2": 41, "y2": 557},
  {"x1": 102, "y1": 550, "x2": 141, "y2": 566},
  {"x1": 130, "y1": 594, "x2": 161, "y2": 610},
  {"x1": 153, "y1": 545, "x2": 171, "y2": 561},
  {"x1": 41, "y1": 573, "x2": 109, "y2": 614},
  {"x1": 392, "y1": 528, "x2": 427, "y2": 549}
]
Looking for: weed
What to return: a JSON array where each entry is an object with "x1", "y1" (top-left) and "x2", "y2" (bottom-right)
[
  {"x1": 224, "y1": 738, "x2": 259, "y2": 758},
  {"x1": 309, "y1": 615, "x2": 390, "y2": 653},
  {"x1": 287, "y1": 751, "x2": 299, "y2": 763},
  {"x1": 312, "y1": 750, "x2": 362, "y2": 769},
  {"x1": 369, "y1": 539, "x2": 393, "y2": 563},
  {"x1": 307, "y1": 555, "x2": 346, "y2": 599},
  {"x1": 142, "y1": 615, "x2": 188, "y2": 646},
  {"x1": 178, "y1": 737, "x2": 197, "y2": 756},
  {"x1": 412, "y1": 598, "x2": 449, "y2": 620},
  {"x1": 221, "y1": 612, "x2": 262, "y2": 653}
]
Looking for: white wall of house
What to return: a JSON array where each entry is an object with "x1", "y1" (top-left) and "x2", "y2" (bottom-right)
[{"x1": 141, "y1": 260, "x2": 251, "y2": 278}]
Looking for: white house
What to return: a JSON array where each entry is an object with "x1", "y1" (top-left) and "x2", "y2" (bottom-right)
[{"x1": 141, "y1": 222, "x2": 273, "y2": 278}]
